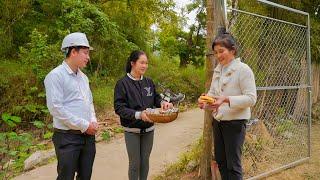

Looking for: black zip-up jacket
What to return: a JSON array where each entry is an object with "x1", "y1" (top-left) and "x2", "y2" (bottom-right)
[{"x1": 114, "y1": 74, "x2": 162, "y2": 129}]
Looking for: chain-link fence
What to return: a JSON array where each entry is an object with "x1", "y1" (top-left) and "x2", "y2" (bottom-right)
[{"x1": 228, "y1": 7, "x2": 311, "y2": 179}]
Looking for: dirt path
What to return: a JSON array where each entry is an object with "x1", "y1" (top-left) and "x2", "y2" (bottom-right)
[{"x1": 14, "y1": 109, "x2": 204, "y2": 180}]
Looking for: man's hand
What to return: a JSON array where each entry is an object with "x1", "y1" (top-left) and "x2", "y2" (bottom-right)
[
  {"x1": 85, "y1": 122, "x2": 97, "y2": 135},
  {"x1": 92, "y1": 121, "x2": 99, "y2": 129}
]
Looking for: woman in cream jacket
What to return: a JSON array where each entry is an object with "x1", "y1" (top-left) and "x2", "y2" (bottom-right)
[{"x1": 198, "y1": 28, "x2": 257, "y2": 180}]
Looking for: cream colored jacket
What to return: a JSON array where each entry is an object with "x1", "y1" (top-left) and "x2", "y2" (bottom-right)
[{"x1": 207, "y1": 58, "x2": 257, "y2": 121}]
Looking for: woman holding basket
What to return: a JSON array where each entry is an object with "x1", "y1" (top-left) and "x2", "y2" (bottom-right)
[{"x1": 114, "y1": 50, "x2": 173, "y2": 180}]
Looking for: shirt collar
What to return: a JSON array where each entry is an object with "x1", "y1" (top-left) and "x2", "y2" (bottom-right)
[
  {"x1": 214, "y1": 57, "x2": 241, "y2": 73},
  {"x1": 62, "y1": 61, "x2": 79, "y2": 75},
  {"x1": 127, "y1": 73, "x2": 143, "y2": 81}
]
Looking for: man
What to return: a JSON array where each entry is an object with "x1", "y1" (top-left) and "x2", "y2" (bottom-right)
[{"x1": 44, "y1": 32, "x2": 98, "y2": 180}]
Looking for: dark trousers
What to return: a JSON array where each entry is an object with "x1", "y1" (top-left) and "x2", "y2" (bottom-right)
[
  {"x1": 52, "y1": 132, "x2": 96, "y2": 180},
  {"x1": 213, "y1": 119, "x2": 246, "y2": 180},
  {"x1": 124, "y1": 131, "x2": 154, "y2": 180}
]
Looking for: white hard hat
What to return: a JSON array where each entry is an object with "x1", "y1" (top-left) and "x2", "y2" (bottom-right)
[{"x1": 61, "y1": 32, "x2": 93, "y2": 52}]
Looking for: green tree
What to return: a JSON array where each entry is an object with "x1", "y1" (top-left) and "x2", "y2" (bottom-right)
[{"x1": 0, "y1": 0, "x2": 31, "y2": 57}]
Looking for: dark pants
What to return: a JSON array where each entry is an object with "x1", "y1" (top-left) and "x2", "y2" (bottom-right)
[
  {"x1": 124, "y1": 131, "x2": 154, "y2": 180},
  {"x1": 52, "y1": 132, "x2": 96, "y2": 180},
  {"x1": 213, "y1": 119, "x2": 246, "y2": 180}
]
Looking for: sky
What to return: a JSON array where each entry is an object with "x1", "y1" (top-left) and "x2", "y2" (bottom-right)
[
  {"x1": 173, "y1": 0, "x2": 197, "y2": 30},
  {"x1": 150, "y1": 0, "x2": 197, "y2": 32}
]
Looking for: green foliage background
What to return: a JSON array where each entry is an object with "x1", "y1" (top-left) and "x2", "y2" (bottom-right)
[
  {"x1": 0, "y1": 1, "x2": 206, "y2": 177},
  {"x1": 1, "y1": 0, "x2": 320, "y2": 178}
]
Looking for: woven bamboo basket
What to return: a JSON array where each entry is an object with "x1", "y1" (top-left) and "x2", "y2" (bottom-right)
[{"x1": 146, "y1": 108, "x2": 179, "y2": 123}]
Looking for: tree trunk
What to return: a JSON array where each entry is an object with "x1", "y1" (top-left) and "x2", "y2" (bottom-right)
[
  {"x1": 312, "y1": 63, "x2": 320, "y2": 103},
  {"x1": 200, "y1": 0, "x2": 227, "y2": 179}
]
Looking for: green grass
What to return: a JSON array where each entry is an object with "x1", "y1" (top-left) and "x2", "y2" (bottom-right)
[
  {"x1": 92, "y1": 84, "x2": 115, "y2": 111},
  {"x1": 154, "y1": 137, "x2": 203, "y2": 180},
  {"x1": 0, "y1": 61, "x2": 29, "y2": 97},
  {"x1": 0, "y1": 60, "x2": 29, "y2": 78}
]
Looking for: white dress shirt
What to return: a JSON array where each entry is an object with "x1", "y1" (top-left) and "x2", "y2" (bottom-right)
[
  {"x1": 44, "y1": 61, "x2": 97, "y2": 133},
  {"x1": 207, "y1": 58, "x2": 257, "y2": 121}
]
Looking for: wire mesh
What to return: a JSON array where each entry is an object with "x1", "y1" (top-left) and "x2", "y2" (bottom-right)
[{"x1": 228, "y1": 9, "x2": 310, "y2": 179}]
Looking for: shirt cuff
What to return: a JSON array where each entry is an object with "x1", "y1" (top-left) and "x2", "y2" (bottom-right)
[
  {"x1": 91, "y1": 117, "x2": 97, "y2": 123},
  {"x1": 135, "y1": 111, "x2": 142, "y2": 120}
]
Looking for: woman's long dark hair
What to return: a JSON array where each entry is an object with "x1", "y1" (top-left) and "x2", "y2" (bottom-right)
[
  {"x1": 125, "y1": 50, "x2": 146, "y2": 73},
  {"x1": 212, "y1": 27, "x2": 238, "y2": 55}
]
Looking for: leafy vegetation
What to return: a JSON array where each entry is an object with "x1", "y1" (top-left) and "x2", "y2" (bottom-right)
[
  {"x1": 101, "y1": 130, "x2": 111, "y2": 142},
  {"x1": 154, "y1": 137, "x2": 203, "y2": 180},
  {"x1": 0, "y1": 0, "x2": 207, "y2": 178},
  {"x1": 1, "y1": 0, "x2": 320, "y2": 178}
]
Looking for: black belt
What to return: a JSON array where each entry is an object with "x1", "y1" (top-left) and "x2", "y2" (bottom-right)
[
  {"x1": 217, "y1": 119, "x2": 247, "y2": 123},
  {"x1": 54, "y1": 128, "x2": 83, "y2": 135},
  {"x1": 124, "y1": 126, "x2": 155, "y2": 134}
]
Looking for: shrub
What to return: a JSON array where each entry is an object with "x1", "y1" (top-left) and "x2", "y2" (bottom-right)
[{"x1": 146, "y1": 55, "x2": 205, "y2": 102}]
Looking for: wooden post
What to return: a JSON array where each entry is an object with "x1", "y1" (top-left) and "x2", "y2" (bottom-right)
[{"x1": 200, "y1": 0, "x2": 227, "y2": 179}]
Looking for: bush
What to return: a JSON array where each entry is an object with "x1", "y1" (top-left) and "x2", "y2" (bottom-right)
[
  {"x1": 146, "y1": 55, "x2": 205, "y2": 101},
  {"x1": 90, "y1": 79, "x2": 115, "y2": 112},
  {"x1": 0, "y1": 132, "x2": 34, "y2": 179},
  {"x1": 19, "y1": 29, "x2": 63, "y2": 83}
]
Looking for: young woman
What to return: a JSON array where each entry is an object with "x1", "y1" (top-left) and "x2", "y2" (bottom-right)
[
  {"x1": 114, "y1": 50, "x2": 172, "y2": 180},
  {"x1": 198, "y1": 28, "x2": 257, "y2": 180}
]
